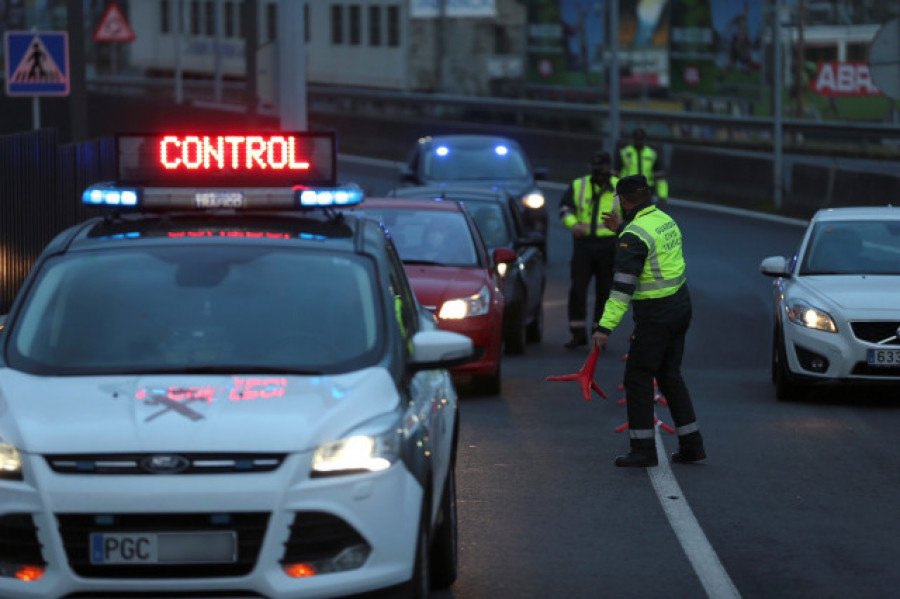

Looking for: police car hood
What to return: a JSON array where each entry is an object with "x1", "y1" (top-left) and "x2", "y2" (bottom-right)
[
  {"x1": 404, "y1": 265, "x2": 491, "y2": 309},
  {"x1": 427, "y1": 177, "x2": 532, "y2": 196},
  {"x1": 0, "y1": 367, "x2": 399, "y2": 454}
]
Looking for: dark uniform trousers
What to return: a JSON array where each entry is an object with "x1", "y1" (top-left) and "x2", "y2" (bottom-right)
[
  {"x1": 624, "y1": 294, "x2": 697, "y2": 431},
  {"x1": 568, "y1": 235, "x2": 617, "y2": 339}
]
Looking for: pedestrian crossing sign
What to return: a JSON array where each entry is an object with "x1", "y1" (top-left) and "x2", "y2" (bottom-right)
[{"x1": 4, "y1": 31, "x2": 70, "y2": 97}]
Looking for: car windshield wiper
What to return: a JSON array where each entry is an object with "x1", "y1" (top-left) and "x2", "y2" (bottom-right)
[{"x1": 404, "y1": 259, "x2": 443, "y2": 265}]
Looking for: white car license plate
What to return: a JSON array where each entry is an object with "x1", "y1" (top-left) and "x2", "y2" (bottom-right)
[
  {"x1": 867, "y1": 348, "x2": 900, "y2": 366},
  {"x1": 90, "y1": 531, "x2": 237, "y2": 565}
]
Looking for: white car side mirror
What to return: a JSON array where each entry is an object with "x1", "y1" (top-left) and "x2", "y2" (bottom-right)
[
  {"x1": 759, "y1": 256, "x2": 788, "y2": 277},
  {"x1": 409, "y1": 330, "x2": 473, "y2": 371}
]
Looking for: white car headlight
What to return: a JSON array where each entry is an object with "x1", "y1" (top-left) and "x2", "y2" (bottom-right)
[
  {"x1": 312, "y1": 420, "x2": 401, "y2": 476},
  {"x1": 0, "y1": 437, "x2": 23, "y2": 480},
  {"x1": 497, "y1": 262, "x2": 508, "y2": 277},
  {"x1": 522, "y1": 191, "x2": 545, "y2": 210},
  {"x1": 785, "y1": 300, "x2": 837, "y2": 333},
  {"x1": 438, "y1": 285, "x2": 491, "y2": 319}
]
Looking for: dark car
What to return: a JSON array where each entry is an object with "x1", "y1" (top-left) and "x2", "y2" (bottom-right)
[
  {"x1": 399, "y1": 135, "x2": 549, "y2": 257},
  {"x1": 391, "y1": 186, "x2": 546, "y2": 356}
]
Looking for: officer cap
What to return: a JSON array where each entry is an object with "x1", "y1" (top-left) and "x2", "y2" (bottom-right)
[
  {"x1": 591, "y1": 151, "x2": 611, "y2": 166},
  {"x1": 616, "y1": 175, "x2": 650, "y2": 196}
]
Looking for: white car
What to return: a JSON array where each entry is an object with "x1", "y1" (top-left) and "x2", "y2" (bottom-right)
[
  {"x1": 760, "y1": 206, "x2": 900, "y2": 400},
  {"x1": 0, "y1": 141, "x2": 472, "y2": 598}
]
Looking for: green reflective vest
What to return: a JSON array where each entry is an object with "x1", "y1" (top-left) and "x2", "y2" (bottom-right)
[
  {"x1": 621, "y1": 207, "x2": 686, "y2": 300},
  {"x1": 619, "y1": 145, "x2": 668, "y2": 199},
  {"x1": 561, "y1": 176, "x2": 621, "y2": 237}
]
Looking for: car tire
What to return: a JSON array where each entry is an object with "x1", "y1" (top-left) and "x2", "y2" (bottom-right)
[
  {"x1": 402, "y1": 503, "x2": 431, "y2": 599},
  {"x1": 429, "y1": 467, "x2": 458, "y2": 589},
  {"x1": 525, "y1": 301, "x2": 544, "y2": 344},
  {"x1": 773, "y1": 325, "x2": 803, "y2": 401},
  {"x1": 472, "y1": 359, "x2": 501, "y2": 396},
  {"x1": 504, "y1": 295, "x2": 526, "y2": 355}
]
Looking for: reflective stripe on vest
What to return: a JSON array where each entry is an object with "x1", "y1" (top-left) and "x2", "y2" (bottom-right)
[
  {"x1": 572, "y1": 176, "x2": 620, "y2": 237},
  {"x1": 621, "y1": 208, "x2": 686, "y2": 299}
]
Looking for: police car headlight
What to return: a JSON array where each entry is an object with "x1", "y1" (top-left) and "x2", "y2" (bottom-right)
[
  {"x1": 439, "y1": 285, "x2": 491, "y2": 319},
  {"x1": 0, "y1": 438, "x2": 23, "y2": 480},
  {"x1": 312, "y1": 421, "x2": 401, "y2": 477},
  {"x1": 785, "y1": 300, "x2": 837, "y2": 333},
  {"x1": 522, "y1": 191, "x2": 545, "y2": 210}
]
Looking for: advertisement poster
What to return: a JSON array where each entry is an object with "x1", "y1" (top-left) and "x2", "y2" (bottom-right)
[
  {"x1": 527, "y1": 0, "x2": 670, "y2": 92},
  {"x1": 668, "y1": 0, "x2": 763, "y2": 99}
]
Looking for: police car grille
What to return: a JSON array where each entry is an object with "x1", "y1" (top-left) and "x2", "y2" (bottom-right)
[
  {"x1": 281, "y1": 511, "x2": 369, "y2": 564},
  {"x1": 850, "y1": 321, "x2": 900, "y2": 345},
  {"x1": 44, "y1": 453, "x2": 286, "y2": 474},
  {"x1": 0, "y1": 513, "x2": 46, "y2": 568},
  {"x1": 57, "y1": 512, "x2": 269, "y2": 578}
]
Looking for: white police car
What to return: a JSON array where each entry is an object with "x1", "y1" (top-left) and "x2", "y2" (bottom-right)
[
  {"x1": 0, "y1": 132, "x2": 472, "y2": 598},
  {"x1": 760, "y1": 206, "x2": 900, "y2": 400}
]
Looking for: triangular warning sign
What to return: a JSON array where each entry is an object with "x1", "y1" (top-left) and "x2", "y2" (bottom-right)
[
  {"x1": 10, "y1": 35, "x2": 66, "y2": 84},
  {"x1": 93, "y1": 1, "x2": 136, "y2": 43}
]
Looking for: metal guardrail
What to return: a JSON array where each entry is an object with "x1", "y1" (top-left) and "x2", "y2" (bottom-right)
[{"x1": 86, "y1": 76, "x2": 900, "y2": 162}]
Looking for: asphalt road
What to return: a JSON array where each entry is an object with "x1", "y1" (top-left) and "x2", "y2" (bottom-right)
[{"x1": 342, "y1": 156, "x2": 900, "y2": 599}]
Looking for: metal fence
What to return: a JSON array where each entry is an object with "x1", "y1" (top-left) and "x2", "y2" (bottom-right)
[{"x1": 0, "y1": 130, "x2": 115, "y2": 313}]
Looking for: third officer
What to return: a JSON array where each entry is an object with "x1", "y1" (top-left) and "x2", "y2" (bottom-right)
[
  {"x1": 614, "y1": 128, "x2": 669, "y2": 206},
  {"x1": 558, "y1": 151, "x2": 622, "y2": 349}
]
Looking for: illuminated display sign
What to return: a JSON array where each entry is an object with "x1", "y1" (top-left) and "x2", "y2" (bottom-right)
[{"x1": 116, "y1": 132, "x2": 336, "y2": 187}]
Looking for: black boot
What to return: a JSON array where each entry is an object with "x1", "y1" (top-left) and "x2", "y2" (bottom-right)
[
  {"x1": 672, "y1": 431, "x2": 706, "y2": 464},
  {"x1": 615, "y1": 438, "x2": 658, "y2": 467}
]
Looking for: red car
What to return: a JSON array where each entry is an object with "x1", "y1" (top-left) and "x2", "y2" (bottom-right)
[{"x1": 350, "y1": 197, "x2": 515, "y2": 394}]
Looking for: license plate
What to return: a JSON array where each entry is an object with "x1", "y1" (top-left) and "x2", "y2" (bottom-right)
[
  {"x1": 867, "y1": 348, "x2": 900, "y2": 366},
  {"x1": 90, "y1": 531, "x2": 237, "y2": 565}
]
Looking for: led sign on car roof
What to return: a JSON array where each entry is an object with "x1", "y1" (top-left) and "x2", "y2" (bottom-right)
[{"x1": 116, "y1": 132, "x2": 337, "y2": 187}]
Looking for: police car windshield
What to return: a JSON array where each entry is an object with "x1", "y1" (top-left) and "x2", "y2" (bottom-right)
[
  {"x1": 423, "y1": 144, "x2": 530, "y2": 181},
  {"x1": 6, "y1": 246, "x2": 383, "y2": 375}
]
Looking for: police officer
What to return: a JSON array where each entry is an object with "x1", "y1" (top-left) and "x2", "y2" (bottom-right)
[
  {"x1": 615, "y1": 128, "x2": 669, "y2": 206},
  {"x1": 592, "y1": 175, "x2": 705, "y2": 467},
  {"x1": 558, "y1": 151, "x2": 622, "y2": 349}
]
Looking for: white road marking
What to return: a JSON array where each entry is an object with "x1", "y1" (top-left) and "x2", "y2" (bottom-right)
[{"x1": 649, "y1": 429, "x2": 742, "y2": 599}]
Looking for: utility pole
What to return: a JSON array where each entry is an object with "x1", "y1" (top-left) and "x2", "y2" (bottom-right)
[
  {"x1": 795, "y1": 0, "x2": 805, "y2": 117},
  {"x1": 773, "y1": 0, "x2": 784, "y2": 210},
  {"x1": 607, "y1": 0, "x2": 620, "y2": 157},
  {"x1": 244, "y1": 0, "x2": 258, "y2": 122},
  {"x1": 278, "y1": 0, "x2": 307, "y2": 130},
  {"x1": 436, "y1": 0, "x2": 446, "y2": 92},
  {"x1": 67, "y1": 0, "x2": 87, "y2": 141}
]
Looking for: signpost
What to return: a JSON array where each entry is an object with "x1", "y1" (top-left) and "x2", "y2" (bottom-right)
[{"x1": 4, "y1": 31, "x2": 70, "y2": 129}]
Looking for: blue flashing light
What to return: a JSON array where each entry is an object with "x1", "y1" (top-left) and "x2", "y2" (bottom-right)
[
  {"x1": 435, "y1": 146, "x2": 449, "y2": 157},
  {"x1": 296, "y1": 186, "x2": 364, "y2": 207},
  {"x1": 82, "y1": 183, "x2": 139, "y2": 207},
  {"x1": 495, "y1": 145, "x2": 508, "y2": 156}
]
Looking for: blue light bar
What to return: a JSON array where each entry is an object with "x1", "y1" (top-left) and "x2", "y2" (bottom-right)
[
  {"x1": 296, "y1": 186, "x2": 364, "y2": 207},
  {"x1": 435, "y1": 146, "x2": 449, "y2": 157},
  {"x1": 82, "y1": 183, "x2": 140, "y2": 207},
  {"x1": 495, "y1": 145, "x2": 508, "y2": 156}
]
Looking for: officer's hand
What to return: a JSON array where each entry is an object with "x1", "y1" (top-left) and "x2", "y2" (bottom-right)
[
  {"x1": 601, "y1": 211, "x2": 622, "y2": 232},
  {"x1": 572, "y1": 223, "x2": 589, "y2": 238},
  {"x1": 592, "y1": 331, "x2": 608, "y2": 352}
]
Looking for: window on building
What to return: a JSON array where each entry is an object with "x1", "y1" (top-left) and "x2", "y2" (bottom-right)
[
  {"x1": 369, "y1": 6, "x2": 381, "y2": 46},
  {"x1": 224, "y1": 1, "x2": 234, "y2": 37},
  {"x1": 267, "y1": 3, "x2": 277, "y2": 41},
  {"x1": 161, "y1": 0, "x2": 170, "y2": 33},
  {"x1": 493, "y1": 24, "x2": 510, "y2": 53},
  {"x1": 205, "y1": 1, "x2": 215, "y2": 36},
  {"x1": 387, "y1": 5, "x2": 399, "y2": 47},
  {"x1": 190, "y1": 0, "x2": 200, "y2": 35},
  {"x1": 349, "y1": 5, "x2": 361, "y2": 45},
  {"x1": 332, "y1": 5, "x2": 343, "y2": 45}
]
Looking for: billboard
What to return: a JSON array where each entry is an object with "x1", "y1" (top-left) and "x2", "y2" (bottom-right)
[
  {"x1": 668, "y1": 0, "x2": 763, "y2": 99},
  {"x1": 526, "y1": 0, "x2": 670, "y2": 91}
]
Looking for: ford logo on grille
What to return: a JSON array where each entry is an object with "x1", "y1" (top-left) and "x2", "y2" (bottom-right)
[{"x1": 140, "y1": 454, "x2": 191, "y2": 474}]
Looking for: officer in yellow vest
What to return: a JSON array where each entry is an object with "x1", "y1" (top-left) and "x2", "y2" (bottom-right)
[
  {"x1": 592, "y1": 175, "x2": 705, "y2": 467},
  {"x1": 615, "y1": 128, "x2": 669, "y2": 206},
  {"x1": 558, "y1": 151, "x2": 622, "y2": 349}
]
